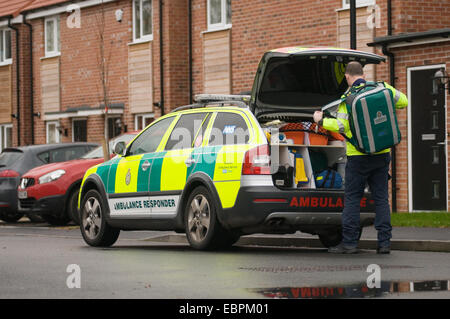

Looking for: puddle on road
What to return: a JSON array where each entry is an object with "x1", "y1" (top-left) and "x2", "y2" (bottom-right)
[{"x1": 251, "y1": 280, "x2": 450, "y2": 298}]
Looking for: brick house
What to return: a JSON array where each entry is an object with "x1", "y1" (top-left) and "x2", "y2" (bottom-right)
[{"x1": 0, "y1": 0, "x2": 448, "y2": 212}]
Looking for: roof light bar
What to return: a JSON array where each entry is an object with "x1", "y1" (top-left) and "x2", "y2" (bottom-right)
[{"x1": 194, "y1": 94, "x2": 251, "y2": 104}]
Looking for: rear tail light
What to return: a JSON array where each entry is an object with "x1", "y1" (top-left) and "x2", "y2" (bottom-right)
[
  {"x1": 242, "y1": 144, "x2": 271, "y2": 175},
  {"x1": 0, "y1": 170, "x2": 20, "y2": 178}
]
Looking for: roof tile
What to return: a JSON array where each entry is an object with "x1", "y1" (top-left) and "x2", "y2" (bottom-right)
[
  {"x1": 0, "y1": 0, "x2": 36, "y2": 18},
  {"x1": 21, "y1": 0, "x2": 69, "y2": 12}
]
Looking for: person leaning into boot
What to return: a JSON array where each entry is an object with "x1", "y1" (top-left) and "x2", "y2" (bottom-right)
[{"x1": 313, "y1": 61, "x2": 408, "y2": 254}]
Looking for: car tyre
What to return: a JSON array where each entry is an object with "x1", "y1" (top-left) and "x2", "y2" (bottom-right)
[
  {"x1": 319, "y1": 229, "x2": 342, "y2": 248},
  {"x1": 184, "y1": 186, "x2": 229, "y2": 250},
  {"x1": 217, "y1": 231, "x2": 241, "y2": 249},
  {"x1": 0, "y1": 211, "x2": 24, "y2": 223},
  {"x1": 67, "y1": 188, "x2": 81, "y2": 225},
  {"x1": 42, "y1": 214, "x2": 71, "y2": 226},
  {"x1": 80, "y1": 189, "x2": 120, "y2": 247},
  {"x1": 318, "y1": 227, "x2": 363, "y2": 248},
  {"x1": 26, "y1": 213, "x2": 44, "y2": 223}
]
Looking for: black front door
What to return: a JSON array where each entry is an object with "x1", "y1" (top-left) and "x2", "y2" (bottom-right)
[{"x1": 410, "y1": 67, "x2": 447, "y2": 211}]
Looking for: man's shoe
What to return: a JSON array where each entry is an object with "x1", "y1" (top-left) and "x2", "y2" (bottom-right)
[
  {"x1": 377, "y1": 246, "x2": 390, "y2": 254},
  {"x1": 328, "y1": 243, "x2": 358, "y2": 254}
]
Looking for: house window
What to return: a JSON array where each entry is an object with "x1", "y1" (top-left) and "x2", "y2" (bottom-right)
[
  {"x1": 0, "y1": 29, "x2": 12, "y2": 64},
  {"x1": 207, "y1": 0, "x2": 231, "y2": 30},
  {"x1": 46, "y1": 121, "x2": 60, "y2": 144},
  {"x1": 133, "y1": 0, "x2": 153, "y2": 42},
  {"x1": 135, "y1": 114, "x2": 154, "y2": 131},
  {"x1": 108, "y1": 117, "x2": 122, "y2": 139},
  {"x1": 72, "y1": 119, "x2": 87, "y2": 142},
  {"x1": 342, "y1": 0, "x2": 375, "y2": 8},
  {"x1": 0, "y1": 124, "x2": 12, "y2": 152},
  {"x1": 45, "y1": 16, "x2": 60, "y2": 57}
]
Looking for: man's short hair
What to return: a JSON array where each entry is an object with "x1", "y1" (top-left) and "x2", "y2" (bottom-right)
[{"x1": 345, "y1": 61, "x2": 364, "y2": 76}]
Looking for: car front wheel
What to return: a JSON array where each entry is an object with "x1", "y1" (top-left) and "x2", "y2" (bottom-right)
[
  {"x1": 0, "y1": 211, "x2": 24, "y2": 223},
  {"x1": 80, "y1": 189, "x2": 120, "y2": 247},
  {"x1": 42, "y1": 214, "x2": 71, "y2": 226}
]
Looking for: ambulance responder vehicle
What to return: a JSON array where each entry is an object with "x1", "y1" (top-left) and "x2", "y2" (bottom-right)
[{"x1": 78, "y1": 47, "x2": 386, "y2": 250}]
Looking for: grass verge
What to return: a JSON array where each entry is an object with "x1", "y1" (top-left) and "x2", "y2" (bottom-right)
[{"x1": 391, "y1": 212, "x2": 450, "y2": 228}]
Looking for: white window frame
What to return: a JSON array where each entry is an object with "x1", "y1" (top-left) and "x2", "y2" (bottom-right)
[
  {"x1": 0, "y1": 123, "x2": 13, "y2": 152},
  {"x1": 0, "y1": 28, "x2": 12, "y2": 65},
  {"x1": 207, "y1": 0, "x2": 232, "y2": 31},
  {"x1": 132, "y1": 0, "x2": 153, "y2": 43},
  {"x1": 44, "y1": 16, "x2": 60, "y2": 57},
  {"x1": 342, "y1": 0, "x2": 375, "y2": 9},
  {"x1": 135, "y1": 113, "x2": 154, "y2": 130},
  {"x1": 46, "y1": 121, "x2": 61, "y2": 144}
]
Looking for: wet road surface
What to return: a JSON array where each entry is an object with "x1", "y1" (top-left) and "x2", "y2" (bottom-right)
[{"x1": 1, "y1": 222, "x2": 449, "y2": 299}]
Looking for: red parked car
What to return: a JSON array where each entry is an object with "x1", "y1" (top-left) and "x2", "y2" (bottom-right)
[{"x1": 18, "y1": 132, "x2": 138, "y2": 225}]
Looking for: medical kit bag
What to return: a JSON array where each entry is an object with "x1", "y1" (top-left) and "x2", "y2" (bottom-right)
[
  {"x1": 315, "y1": 169, "x2": 343, "y2": 189},
  {"x1": 323, "y1": 81, "x2": 401, "y2": 154}
]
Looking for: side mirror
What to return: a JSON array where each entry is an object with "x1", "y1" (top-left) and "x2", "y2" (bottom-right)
[{"x1": 113, "y1": 141, "x2": 126, "y2": 156}]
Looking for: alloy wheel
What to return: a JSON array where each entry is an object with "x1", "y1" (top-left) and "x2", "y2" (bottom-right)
[
  {"x1": 82, "y1": 197, "x2": 102, "y2": 240},
  {"x1": 187, "y1": 194, "x2": 211, "y2": 243}
]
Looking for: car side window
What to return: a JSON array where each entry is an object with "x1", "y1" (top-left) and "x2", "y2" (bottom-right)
[
  {"x1": 128, "y1": 117, "x2": 175, "y2": 156},
  {"x1": 165, "y1": 113, "x2": 208, "y2": 151},
  {"x1": 208, "y1": 112, "x2": 250, "y2": 146},
  {"x1": 193, "y1": 113, "x2": 211, "y2": 148},
  {"x1": 38, "y1": 151, "x2": 50, "y2": 164},
  {"x1": 48, "y1": 146, "x2": 85, "y2": 163},
  {"x1": 66, "y1": 146, "x2": 89, "y2": 160}
]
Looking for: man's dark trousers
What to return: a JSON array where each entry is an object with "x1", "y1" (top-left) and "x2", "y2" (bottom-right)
[{"x1": 342, "y1": 153, "x2": 392, "y2": 248}]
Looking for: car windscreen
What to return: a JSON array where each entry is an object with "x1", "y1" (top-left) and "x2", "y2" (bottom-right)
[
  {"x1": 258, "y1": 57, "x2": 349, "y2": 108},
  {"x1": 0, "y1": 150, "x2": 23, "y2": 168},
  {"x1": 82, "y1": 134, "x2": 137, "y2": 159}
]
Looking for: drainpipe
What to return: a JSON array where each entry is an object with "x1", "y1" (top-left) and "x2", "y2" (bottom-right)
[
  {"x1": 350, "y1": 0, "x2": 357, "y2": 49},
  {"x1": 23, "y1": 14, "x2": 34, "y2": 145},
  {"x1": 159, "y1": 0, "x2": 164, "y2": 116},
  {"x1": 188, "y1": 0, "x2": 193, "y2": 104},
  {"x1": 8, "y1": 17, "x2": 20, "y2": 146},
  {"x1": 383, "y1": 0, "x2": 398, "y2": 212}
]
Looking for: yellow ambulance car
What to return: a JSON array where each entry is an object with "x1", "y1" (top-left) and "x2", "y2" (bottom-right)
[{"x1": 78, "y1": 47, "x2": 385, "y2": 250}]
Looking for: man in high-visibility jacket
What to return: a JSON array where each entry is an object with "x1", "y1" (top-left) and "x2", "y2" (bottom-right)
[{"x1": 313, "y1": 61, "x2": 408, "y2": 254}]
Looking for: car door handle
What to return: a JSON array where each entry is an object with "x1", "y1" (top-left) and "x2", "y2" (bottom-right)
[
  {"x1": 142, "y1": 160, "x2": 151, "y2": 171},
  {"x1": 185, "y1": 158, "x2": 196, "y2": 167}
]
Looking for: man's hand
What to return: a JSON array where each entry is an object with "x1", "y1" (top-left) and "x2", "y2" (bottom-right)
[{"x1": 313, "y1": 111, "x2": 323, "y2": 124}]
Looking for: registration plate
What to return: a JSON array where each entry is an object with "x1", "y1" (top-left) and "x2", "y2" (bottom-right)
[{"x1": 18, "y1": 191, "x2": 28, "y2": 199}]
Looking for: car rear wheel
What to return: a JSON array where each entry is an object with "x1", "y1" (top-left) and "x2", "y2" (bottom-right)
[
  {"x1": 80, "y1": 189, "x2": 120, "y2": 247},
  {"x1": 318, "y1": 227, "x2": 363, "y2": 248},
  {"x1": 184, "y1": 186, "x2": 230, "y2": 250},
  {"x1": 0, "y1": 211, "x2": 24, "y2": 223},
  {"x1": 318, "y1": 228, "x2": 343, "y2": 248}
]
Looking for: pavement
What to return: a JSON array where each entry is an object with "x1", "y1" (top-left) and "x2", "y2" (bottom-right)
[
  {"x1": 2, "y1": 219, "x2": 450, "y2": 252},
  {"x1": 144, "y1": 226, "x2": 450, "y2": 252}
]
